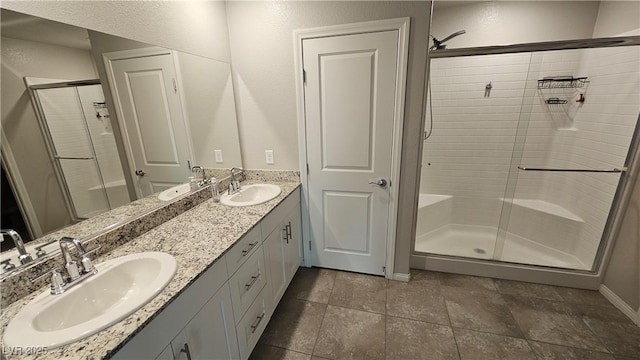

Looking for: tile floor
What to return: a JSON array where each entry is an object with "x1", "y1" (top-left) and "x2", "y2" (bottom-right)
[{"x1": 250, "y1": 268, "x2": 640, "y2": 360}]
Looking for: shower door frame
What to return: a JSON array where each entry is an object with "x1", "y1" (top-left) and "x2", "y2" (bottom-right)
[
  {"x1": 412, "y1": 35, "x2": 640, "y2": 289},
  {"x1": 27, "y1": 79, "x2": 112, "y2": 221}
]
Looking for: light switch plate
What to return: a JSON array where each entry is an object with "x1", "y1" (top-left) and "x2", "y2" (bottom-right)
[
  {"x1": 214, "y1": 149, "x2": 223, "y2": 163},
  {"x1": 265, "y1": 150, "x2": 274, "y2": 165}
]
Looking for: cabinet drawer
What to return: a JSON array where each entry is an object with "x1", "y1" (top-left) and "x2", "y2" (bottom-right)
[
  {"x1": 226, "y1": 225, "x2": 262, "y2": 276},
  {"x1": 236, "y1": 288, "x2": 270, "y2": 360},
  {"x1": 229, "y1": 245, "x2": 267, "y2": 321},
  {"x1": 261, "y1": 188, "x2": 300, "y2": 238}
]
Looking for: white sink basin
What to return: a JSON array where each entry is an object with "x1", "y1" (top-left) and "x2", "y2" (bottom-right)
[
  {"x1": 3, "y1": 252, "x2": 176, "y2": 349},
  {"x1": 158, "y1": 183, "x2": 191, "y2": 201},
  {"x1": 220, "y1": 184, "x2": 281, "y2": 207}
]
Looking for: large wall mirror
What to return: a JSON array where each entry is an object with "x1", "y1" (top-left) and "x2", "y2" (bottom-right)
[{"x1": 0, "y1": 9, "x2": 242, "y2": 273}]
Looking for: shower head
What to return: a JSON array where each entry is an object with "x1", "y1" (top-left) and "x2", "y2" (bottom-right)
[{"x1": 430, "y1": 29, "x2": 466, "y2": 50}]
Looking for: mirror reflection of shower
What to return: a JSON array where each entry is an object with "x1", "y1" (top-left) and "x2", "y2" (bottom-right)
[{"x1": 430, "y1": 29, "x2": 466, "y2": 50}]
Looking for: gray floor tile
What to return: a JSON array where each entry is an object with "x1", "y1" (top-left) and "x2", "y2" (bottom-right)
[
  {"x1": 582, "y1": 316, "x2": 640, "y2": 357},
  {"x1": 438, "y1": 273, "x2": 497, "y2": 291},
  {"x1": 386, "y1": 280, "x2": 449, "y2": 325},
  {"x1": 261, "y1": 298, "x2": 327, "y2": 354},
  {"x1": 410, "y1": 269, "x2": 441, "y2": 285},
  {"x1": 313, "y1": 305, "x2": 385, "y2": 360},
  {"x1": 386, "y1": 316, "x2": 459, "y2": 360},
  {"x1": 494, "y1": 279, "x2": 564, "y2": 301},
  {"x1": 328, "y1": 271, "x2": 386, "y2": 314},
  {"x1": 453, "y1": 328, "x2": 536, "y2": 360},
  {"x1": 504, "y1": 295, "x2": 609, "y2": 352},
  {"x1": 250, "y1": 344, "x2": 312, "y2": 360},
  {"x1": 442, "y1": 286, "x2": 522, "y2": 337},
  {"x1": 528, "y1": 341, "x2": 617, "y2": 360},
  {"x1": 555, "y1": 287, "x2": 617, "y2": 307},
  {"x1": 285, "y1": 267, "x2": 337, "y2": 304}
]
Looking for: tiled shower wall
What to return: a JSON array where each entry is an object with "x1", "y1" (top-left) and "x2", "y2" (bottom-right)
[
  {"x1": 422, "y1": 53, "x2": 531, "y2": 227},
  {"x1": 516, "y1": 46, "x2": 640, "y2": 266},
  {"x1": 421, "y1": 46, "x2": 639, "y2": 267}
]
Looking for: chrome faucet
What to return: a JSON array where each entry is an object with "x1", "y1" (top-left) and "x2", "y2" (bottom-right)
[
  {"x1": 229, "y1": 167, "x2": 244, "y2": 195},
  {"x1": 191, "y1": 165, "x2": 211, "y2": 189},
  {"x1": 50, "y1": 237, "x2": 97, "y2": 294},
  {"x1": 1, "y1": 229, "x2": 33, "y2": 265}
]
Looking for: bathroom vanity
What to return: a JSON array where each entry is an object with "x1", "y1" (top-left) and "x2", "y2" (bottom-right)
[
  {"x1": 0, "y1": 175, "x2": 302, "y2": 360},
  {"x1": 114, "y1": 185, "x2": 301, "y2": 360}
]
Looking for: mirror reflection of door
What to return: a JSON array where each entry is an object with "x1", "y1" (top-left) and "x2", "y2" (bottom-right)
[{"x1": 106, "y1": 50, "x2": 192, "y2": 198}]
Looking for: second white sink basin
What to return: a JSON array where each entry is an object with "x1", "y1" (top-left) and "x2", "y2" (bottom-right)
[
  {"x1": 3, "y1": 252, "x2": 176, "y2": 349},
  {"x1": 158, "y1": 183, "x2": 191, "y2": 201},
  {"x1": 220, "y1": 184, "x2": 281, "y2": 207}
]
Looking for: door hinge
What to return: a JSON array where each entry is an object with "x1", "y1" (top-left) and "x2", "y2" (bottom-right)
[
  {"x1": 303, "y1": 69, "x2": 307, "y2": 85},
  {"x1": 306, "y1": 163, "x2": 309, "y2": 175},
  {"x1": 172, "y1": 78, "x2": 178, "y2": 93},
  {"x1": 308, "y1": 241, "x2": 312, "y2": 251},
  {"x1": 382, "y1": 266, "x2": 386, "y2": 274}
]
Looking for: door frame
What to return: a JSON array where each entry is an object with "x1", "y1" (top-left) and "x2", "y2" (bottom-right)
[
  {"x1": 293, "y1": 18, "x2": 410, "y2": 279},
  {"x1": 103, "y1": 47, "x2": 195, "y2": 198}
]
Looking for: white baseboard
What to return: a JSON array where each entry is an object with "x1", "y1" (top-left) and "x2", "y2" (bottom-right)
[
  {"x1": 393, "y1": 273, "x2": 410, "y2": 282},
  {"x1": 599, "y1": 284, "x2": 640, "y2": 326}
]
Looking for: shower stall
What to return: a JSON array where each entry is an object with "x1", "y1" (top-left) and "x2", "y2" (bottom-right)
[
  {"x1": 412, "y1": 37, "x2": 640, "y2": 283},
  {"x1": 28, "y1": 80, "x2": 130, "y2": 220}
]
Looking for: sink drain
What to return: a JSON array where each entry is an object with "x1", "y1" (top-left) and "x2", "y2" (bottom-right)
[{"x1": 474, "y1": 248, "x2": 486, "y2": 254}]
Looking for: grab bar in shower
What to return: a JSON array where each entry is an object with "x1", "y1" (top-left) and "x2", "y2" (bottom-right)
[
  {"x1": 54, "y1": 156, "x2": 95, "y2": 160},
  {"x1": 517, "y1": 166, "x2": 627, "y2": 173}
]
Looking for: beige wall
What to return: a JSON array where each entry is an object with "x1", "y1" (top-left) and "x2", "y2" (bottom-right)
[
  {"x1": 1, "y1": 1, "x2": 231, "y2": 63},
  {"x1": 593, "y1": 1, "x2": 640, "y2": 37},
  {"x1": 431, "y1": 1, "x2": 600, "y2": 48},
  {"x1": 176, "y1": 52, "x2": 243, "y2": 169},
  {"x1": 1, "y1": 36, "x2": 98, "y2": 235},
  {"x1": 594, "y1": 0, "x2": 640, "y2": 314},
  {"x1": 225, "y1": 1, "x2": 431, "y2": 275},
  {"x1": 603, "y1": 175, "x2": 640, "y2": 311}
]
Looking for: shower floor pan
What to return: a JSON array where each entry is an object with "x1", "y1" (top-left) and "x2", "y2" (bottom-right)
[{"x1": 414, "y1": 223, "x2": 589, "y2": 270}]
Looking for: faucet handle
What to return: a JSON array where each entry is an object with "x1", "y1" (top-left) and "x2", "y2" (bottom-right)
[
  {"x1": 1, "y1": 259, "x2": 16, "y2": 271},
  {"x1": 80, "y1": 246, "x2": 100, "y2": 274},
  {"x1": 32, "y1": 268, "x2": 65, "y2": 294}
]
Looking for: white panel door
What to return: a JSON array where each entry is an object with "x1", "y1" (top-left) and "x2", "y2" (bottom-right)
[
  {"x1": 303, "y1": 31, "x2": 398, "y2": 275},
  {"x1": 111, "y1": 54, "x2": 191, "y2": 197}
]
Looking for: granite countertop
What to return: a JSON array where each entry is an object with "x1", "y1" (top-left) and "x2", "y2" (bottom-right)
[{"x1": 0, "y1": 179, "x2": 301, "y2": 359}]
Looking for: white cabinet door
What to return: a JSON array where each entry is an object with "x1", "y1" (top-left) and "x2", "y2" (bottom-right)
[
  {"x1": 283, "y1": 206, "x2": 302, "y2": 283},
  {"x1": 170, "y1": 283, "x2": 240, "y2": 360},
  {"x1": 264, "y1": 224, "x2": 287, "y2": 309},
  {"x1": 263, "y1": 204, "x2": 302, "y2": 313}
]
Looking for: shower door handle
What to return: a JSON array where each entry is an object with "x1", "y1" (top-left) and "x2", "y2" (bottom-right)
[
  {"x1": 135, "y1": 170, "x2": 146, "y2": 177},
  {"x1": 368, "y1": 178, "x2": 388, "y2": 188}
]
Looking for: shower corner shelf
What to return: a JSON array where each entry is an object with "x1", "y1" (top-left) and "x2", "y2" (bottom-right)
[{"x1": 537, "y1": 76, "x2": 588, "y2": 89}]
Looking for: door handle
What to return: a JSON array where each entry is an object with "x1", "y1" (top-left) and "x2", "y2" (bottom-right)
[
  {"x1": 135, "y1": 169, "x2": 145, "y2": 177},
  {"x1": 368, "y1": 178, "x2": 387, "y2": 188}
]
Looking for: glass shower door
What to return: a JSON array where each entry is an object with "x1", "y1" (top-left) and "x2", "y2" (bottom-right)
[
  {"x1": 416, "y1": 44, "x2": 640, "y2": 272},
  {"x1": 495, "y1": 46, "x2": 640, "y2": 271},
  {"x1": 34, "y1": 86, "x2": 111, "y2": 219}
]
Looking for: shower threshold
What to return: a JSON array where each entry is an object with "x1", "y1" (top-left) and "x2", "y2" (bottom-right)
[{"x1": 414, "y1": 224, "x2": 589, "y2": 270}]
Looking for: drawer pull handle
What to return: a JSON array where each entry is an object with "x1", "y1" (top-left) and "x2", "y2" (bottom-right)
[
  {"x1": 180, "y1": 343, "x2": 193, "y2": 360},
  {"x1": 250, "y1": 312, "x2": 266, "y2": 334},
  {"x1": 244, "y1": 274, "x2": 259, "y2": 291},
  {"x1": 241, "y1": 241, "x2": 259, "y2": 256}
]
